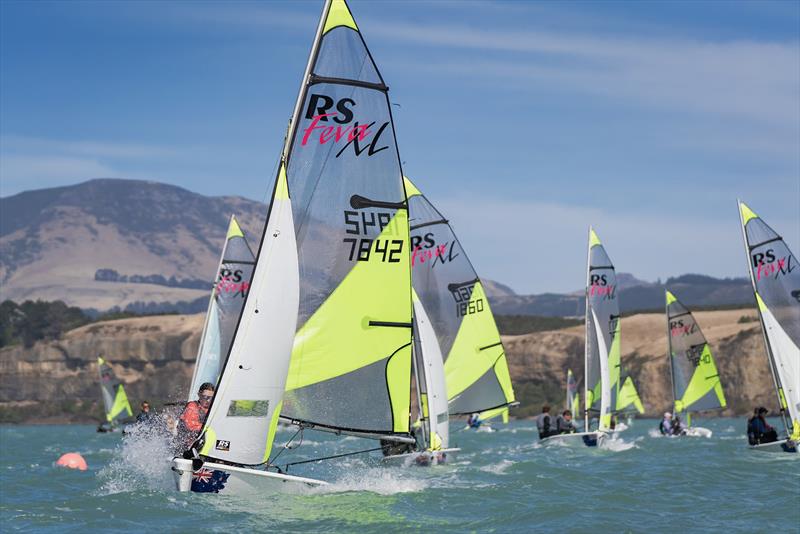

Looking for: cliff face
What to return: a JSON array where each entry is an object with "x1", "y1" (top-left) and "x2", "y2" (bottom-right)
[
  {"x1": 504, "y1": 308, "x2": 777, "y2": 418},
  {"x1": 0, "y1": 314, "x2": 203, "y2": 422},
  {"x1": 0, "y1": 309, "x2": 778, "y2": 423}
]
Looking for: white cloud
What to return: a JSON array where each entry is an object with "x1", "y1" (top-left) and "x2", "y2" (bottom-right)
[
  {"x1": 437, "y1": 195, "x2": 800, "y2": 295},
  {"x1": 0, "y1": 155, "x2": 119, "y2": 196}
]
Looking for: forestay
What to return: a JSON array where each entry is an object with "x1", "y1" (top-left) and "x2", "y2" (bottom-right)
[
  {"x1": 585, "y1": 228, "x2": 620, "y2": 430},
  {"x1": 405, "y1": 177, "x2": 516, "y2": 420},
  {"x1": 279, "y1": 0, "x2": 413, "y2": 438},
  {"x1": 739, "y1": 201, "x2": 800, "y2": 439},
  {"x1": 97, "y1": 357, "x2": 132, "y2": 425},
  {"x1": 665, "y1": 290, "x2": 726, "y2": 415},
  {"x1": 188, "y1": 215, "x2": 255, "y2": 399}
]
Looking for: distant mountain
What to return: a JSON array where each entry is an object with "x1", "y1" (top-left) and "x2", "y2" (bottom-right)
[
  {"x1": 488, "y1": 273, "x2": 753, "y2": 317},
  {"x1": 1, "y1": 179, "x2": 265, "y2": 311},
  {"x1": 1, "y1": 179, "x2": 755, "y2": 315}
]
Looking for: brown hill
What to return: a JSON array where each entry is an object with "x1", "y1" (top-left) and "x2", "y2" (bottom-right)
[
  {"x1": 0, "y1": 309, "x2": 778, "y2": 423},
  {"x1": 0, "y1": 179, "x2": 265, "y2": 311}
]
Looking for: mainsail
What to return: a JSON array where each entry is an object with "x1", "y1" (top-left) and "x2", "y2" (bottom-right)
[
  {"x1": 405, "y1": 176, "x2": 516, "y2": 421},
  {"x1": 585, "y1": 228, "x2": 620, "y2": 431},
  {"x1": 616, "y1": 375, "x2": 644, "y2": 415},
  {"x1": 665, "y1": 290, "x2": 726, "y2": 417},
  {"x1": 566, "y1": 369, "x2": 581, "y2": 416},
  {"x1": 738, "y1": 201, "x2": 800, "y2": 440},
  {"x1": 277, "y1": 0, "x2": 413, "y2": 439},
  {"x1": 97, "y1": 357, "x2": 132, "y2": 426},
  {"x1": 188, "y1": 215, "x2": 255, "y2": 399}
]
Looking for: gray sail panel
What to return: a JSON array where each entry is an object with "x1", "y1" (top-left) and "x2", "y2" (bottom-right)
[
  {"x1": 279, "y1": 4, "x2": 412, "y2": 436},
  {"x1": 667, "y1": 300, "x2": 706, "y2": 405},
  {"x1": 448, "y1": 361, "x2": 508, "y2": 415},
  {"x1": 745, "y1": 217, "x2": 800, "y2": 347}
]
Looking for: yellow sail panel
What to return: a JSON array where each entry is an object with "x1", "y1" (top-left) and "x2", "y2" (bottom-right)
[
  {"x1": 226, "y1": 216, "x2": 245, "y2": 240},
  {"x1": 286, "y1": 211, "x2": 411, "y2": 390},
  {"x1": 403, "y1": 176, "x2": 423, "y2": 198},
  {"x1": 323, "y1": 0, "x2": 358, "y2": 34},
  {"x1": 444, "y1": 281, "x2": 503, "y2": 398},
  {"x1": 617, "y1": 376, "x2": 644, "y2": 414},
  {"x1": 679, "y1": 344, "x2": 727, "y2": 410},
  {"x1": 478, "y1": 405, "x2": 509, "y2": 423},
  {"x1": 108, "y1": 384, "x2": 133, "y2": 422}
]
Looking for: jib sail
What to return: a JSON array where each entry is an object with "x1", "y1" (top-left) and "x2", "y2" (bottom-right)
[
  {"x1": 278, "y1": 0, "x2": 413, "y2": 439},
  {"x1": 585, "y1": 228, "x2": 620, "y2": 431},
  {"x1": 412, "y1": 292, "x2": 449, "y2": 450},
  {"x1": 405, "y1": 176, "x2": 516, "y2": 420},
  {"x1": 665, "y1": 290, "x2": 726, "y2": 416},
  {"x1": 97, "y1": 357, "x2": 132, "y2": 425},
  {"x1": 739, "y1": 201, "x2": 800, "y2": 440},
  {"x1": 616, "y1": 375, "x2": 644, "y2": 415},
  {"x1": 567, "y1": 369, "x2": 581, "y2": 416},
  {"x1": 188, "y1": 215, "x2": 255, "y2": 399}
]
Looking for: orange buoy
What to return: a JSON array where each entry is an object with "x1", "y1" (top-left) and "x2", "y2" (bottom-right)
[{"x1": 56, "y1": 452, "x2": 88, "y2": 471}]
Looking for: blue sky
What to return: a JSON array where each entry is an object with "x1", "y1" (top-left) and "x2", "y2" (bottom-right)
[{"x1": 1, "y1": 0, "x2": 798, "y2": 293}]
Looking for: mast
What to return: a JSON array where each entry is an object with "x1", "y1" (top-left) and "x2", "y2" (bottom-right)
[
  {"x1": 738, "y1": 200, "x2": 791, "y2": 435},
  {"x1": 665, "y1": 290, "x2": 677, "y2": 418},
  {"x1": 584, "y1": 226, "x2": 592, "y2": 432}
]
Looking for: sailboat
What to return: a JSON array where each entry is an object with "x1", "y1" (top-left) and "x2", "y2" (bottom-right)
[
  {"x1": 96, "y1": 356, "x2": 133, "y2": 433},
  {"x1": 543, "y1": 228, "x2": 617, "y2": 447},
  {"x1": 404, "y1": 177, "x2": 517, "y2": 431},
  {"x1": 187, "y1": 215, "x2": 255, "y2": 399},
  {"x1": 566, "y1": 369, "x2": 581, "y2": 417},
  {"x1": 664, "y1": 290, "x2": 726, "y2": 438},
  {"x1": 738, "y1": 201, "x2": 799, "y2": 453},
  {"x1": 173, "y1": 0, "x2": 418, "y2": 493}
]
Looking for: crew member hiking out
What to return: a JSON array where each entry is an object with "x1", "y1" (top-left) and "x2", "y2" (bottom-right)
[
  {"x1": 748, "y1": 406, "x2": 778, "y2": 445},
  {"x1": 178, "y1": 382, "x2": 215, "y2": 451},
  {"x1": 536, "y1": 405, "x2": 558, "y2": 440}
]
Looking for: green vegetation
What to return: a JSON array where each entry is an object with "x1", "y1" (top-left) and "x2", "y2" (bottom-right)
[
  {"x1": 737, "y1": 314, "x2": 758, "y2": 324},
  {"x1": 0, "y1": 300, "x2": 90, "y2": 348},
  {"x1": 0, "y1": 299, "x2": 178, "y2": 348},
  {"x1": 495, "y1": 315, "x2": 581, "y2": 336}
]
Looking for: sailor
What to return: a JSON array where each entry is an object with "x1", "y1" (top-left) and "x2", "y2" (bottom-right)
[
  {"x1": 671, "y1": 415, "x2": 687, "y2": 436},
  {"x1": 136, "y1": 401, "x2": 155, "y2": 425},
  {"x1": 749, "y1": 407, "x2": 778, "y2": 444},
  {"x1": 178, "y1": 382, "x2": 215, "y2": 450},
  {"x1": 536, "y1": 405, "x2": 558, "y2": 440},
  {"x1": 467, "y1": 413, "x2": 482, "y2": 429},
  {"x1": 659, "y1": 412, "x2": 673, "y2": 435},
  {"x1": 556, "y1": 410, "x2": 577, "y2": 434},
  {"x1": 746, "y1": 407, "x2": 759, "y2": 445}
]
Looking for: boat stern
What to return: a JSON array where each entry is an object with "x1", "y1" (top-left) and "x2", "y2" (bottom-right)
[{"x1": 172, "y1": 457, "x2": 194, "y2": 492}]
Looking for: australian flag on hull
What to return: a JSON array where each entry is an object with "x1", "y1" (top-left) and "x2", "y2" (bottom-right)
[{"x1": 191, "y1": 468, "x2": 230, "y2": 493}]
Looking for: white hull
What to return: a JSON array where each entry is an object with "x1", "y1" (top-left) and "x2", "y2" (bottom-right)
[
  {"x1": 683, "y1": 426, "x2": 712, "y2": 438},
  {"x1": 540, "y1": 431, "x2": 607, "y2": 448},
  {"x1": 381, "y1": 448, "x2": 460, "y2": 467},
  {"x1": 749, "y1": 439, "x2": 798, "y2": 454},
  {"x1": 463, "y1": 425, "x2": 494, "y2": 433},
  {"x1": 172, "y1": 458, "x2": 327, "y2": 494}
]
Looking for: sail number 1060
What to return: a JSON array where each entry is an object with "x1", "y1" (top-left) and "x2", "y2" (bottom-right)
[{"x1": 343, "y1": 210, "x2": 403, "y2": 263}]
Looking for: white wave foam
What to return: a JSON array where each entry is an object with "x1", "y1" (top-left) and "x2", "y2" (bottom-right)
[
  {"x1": 321, "y1": 468, "x2": 427, "y2": 495},
  {"x1": 480, "y1": 459, "x2": 514, "y2": 475},
  {"x1": 96, "y1": 423, "x2": 176, "y2": 494},
  {"x1": 600, "y1": 436, "x2": 636, "y2": 452}
]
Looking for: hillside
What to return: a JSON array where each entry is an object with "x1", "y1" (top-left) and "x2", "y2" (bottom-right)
[
  {"x1": 0, "y1": 179, "x2": 265, "y2": 311},
  {"x1": 0, "y1": 308, "x2": 777, "y2": 423}
]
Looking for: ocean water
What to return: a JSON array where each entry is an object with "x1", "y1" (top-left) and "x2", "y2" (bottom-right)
[{"x1": 2, "y1": 418, "x2": 798, "y2": 533}]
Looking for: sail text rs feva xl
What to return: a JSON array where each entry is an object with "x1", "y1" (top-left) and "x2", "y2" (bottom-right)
[{"x1": 173, "y1": 0, "x2": 417, "y2": 493}]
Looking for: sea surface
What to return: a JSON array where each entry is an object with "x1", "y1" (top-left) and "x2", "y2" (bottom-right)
[{"x1": 2, "y1": 418, "x2": 798, "y2": 533}]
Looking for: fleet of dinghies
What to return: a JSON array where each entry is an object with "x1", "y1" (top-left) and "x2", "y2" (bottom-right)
[{"x1": 162, "y1": 1, "x2": 799, "y2": 494}]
